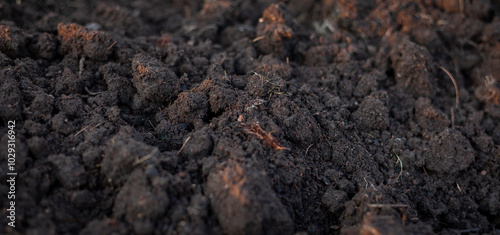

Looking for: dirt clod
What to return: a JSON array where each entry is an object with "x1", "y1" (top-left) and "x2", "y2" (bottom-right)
[
  {"x1": 48, "y1": 154, "x2": 86, "y2": 189},
  {"x1": 57, "y1": 23, "x2": 114, "y2": 61},
  {"x1": 206, "y1": 160, "x2": 294, "y2": 235},
  {"x1": 113, "y1": 168, "x2": 169, "y2": 235},
  {"x1": 390, "y1": 36, "x2": 436, "y2": 97},
  {"x1": 321, "y1": 187, "x2": 348, "y2": 214},
  {"x1": 423, "y1": 128, "x2": 476, "y2": 174},
  {"x1": 0, "y1": 72, "x2": 22, "y2": 120},
  {"x1": 352, "y1": 93, "x2": 390, "y2": 131},
  {"x1": 414, "y1": 97, "x2": 450, "y2": 132},
  {"x1": 178, "y1": 130, "x2": 213, "y2": 160},
  {"x1": 256, "y1": 4, "x2": 296, "y2": 59},
  {"x1": 0, "y1": 25, "x2": 28, "y2": 58},
  {"x1": 101, "y1": 135, "x2": 158, "y2": 187},
  {"x1": 131, "y1": 53, "x2": 180, "y2": 103}
]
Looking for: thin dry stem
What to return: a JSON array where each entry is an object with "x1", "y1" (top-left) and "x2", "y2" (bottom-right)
[
  {"x1": 368, "y1": 204, "x2": 408, "y2": 208},
  {"x1": 305, "y1": 144, "x2": 313, "y2": 156},
  {"x1": 437, "y1": 65, "x2": 460, "y2": 107},
  {"x1": 451, "y1": 107, "x2": 455, "y2": 128},
  {"x1": 252, "y1": 35, "x2": 265, "y2": 42},
  {"x1": 394, "y1": 152, "x2": 403, "y2": 181},
  {"x1": 133, "y1": 148, "x2": 159, "y2": 167},
  {"x1": 177, "y1": 136, "x2": 192, "y2": 155},
  {"x1": 74, "y1": 126, "x2": 89, "y2": 137},
  {"x1": 106, "y1": 41, "x2": 117, "y2": 51}
]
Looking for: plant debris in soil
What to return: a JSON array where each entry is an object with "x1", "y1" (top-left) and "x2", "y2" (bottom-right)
[{"x1": 1, "y1": 0, "x2": 500, "y2": 234}]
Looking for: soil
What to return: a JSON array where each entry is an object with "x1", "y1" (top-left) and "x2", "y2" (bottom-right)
[{"x1": 1, "y1": 0, "x2": 500, "y2": 234}]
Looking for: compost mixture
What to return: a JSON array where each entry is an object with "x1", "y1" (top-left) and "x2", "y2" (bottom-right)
[{"x1": 1, "y1": 0, "x2": 500, "y2": 234}]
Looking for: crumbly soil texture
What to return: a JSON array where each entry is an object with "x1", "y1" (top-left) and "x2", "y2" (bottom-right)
[{"x1": 1, "y1": 0, "x2": 500, "y2": 234}]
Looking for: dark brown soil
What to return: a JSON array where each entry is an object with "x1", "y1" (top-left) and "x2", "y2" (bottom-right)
[{"x1": 1, "y1": 0, "x2": 500, "y2": 234}]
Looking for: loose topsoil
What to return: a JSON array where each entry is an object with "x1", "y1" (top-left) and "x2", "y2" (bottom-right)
[{"x1": 1, "y1": 0, "x2": 500, "y2": 234}]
